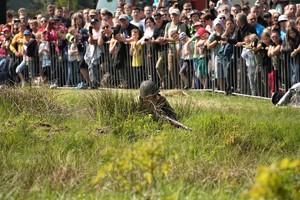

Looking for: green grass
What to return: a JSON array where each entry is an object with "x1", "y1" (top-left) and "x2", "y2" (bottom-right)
[{"x1": 0, "y1": 88, "x2": 299, "y2": 199}]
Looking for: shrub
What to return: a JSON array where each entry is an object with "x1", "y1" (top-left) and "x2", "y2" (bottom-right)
[
  {"x1": 92, "y1": 135, "x2": 174, "y2": 197},
  {"x1": 246, "y1": 158, "x2": 300, "y2": 200}
]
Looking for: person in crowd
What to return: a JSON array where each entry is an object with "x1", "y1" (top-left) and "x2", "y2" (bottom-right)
[
  {"x1": 0, "y1": 27, "x2": 12, "y2": 74},
  {"x1": 130, "y1": 7, "x2": 144, "y2": 32},
  {"x1": 15, "y1": 30, "x2": 34, "y2": 87},
  {"x1": 241, "y1": 34, "x2": 258, "y2": 96},
  {"x1": 141, "y1": 16, "x2": 157, "y2": 83},
  {"x1": 66, "y1": 35, "x2": 80, "y2": 87},
  {"x1": 207, "y1": 18, "x2": 225, "y2": 91},
  {"x1": 182, "y1": 3, "x2": 193, "y2": 17},
  {"x1": 178, "y1": 32, "x2": 193, "y2": 89},
  {"x1": 215, "y1": 0, "x2": 233, "y2": 11},
  {"x1": 278, "y1": 15, "x2": 288, "y2": 42},
  {"x1": 247, "y1": 13, "x2": 264, "y2": 38},
  {"x1": 193, "y1": 27, "x2": 210, "y2": 89},
  {"x1": 270, "y1": 0, "x2": 283, "y2": 15},
  {"x1": 263, "y1": 12, "x2": 273, "y2": 27},
  {"x1": 268, "y1": 29, "x2": 282, "y2": 96},
  {"x1": 226, "y1": 13, "x2": 256, "y2": 93},
  {"x1": 18, "y1": 7, "x2": 27, "y2": 18},
  {"x1": 9, "y1": 22, "x2": 27, "y2": 83},
  {"x1": 85, "y1": 18, "x2": 103, "y2": 89},
  {"x1": 142, "y1": 5, "x2": 153, "y2": 28},
  {"x1": 103, "y1": 11, "x2": 115, "y2": 27},
  {"x1": 28, "y1": 19, "x2": 38, "y2": 36},
  {"x1": 83, "y1": 8, "x2": 91, "y2": 29},
  {"x1": 164, "y1": 8, "x2": 187, "y2": 89},
  {"x1": 189, "y1": 10, "x2": 201, "y2": 36},
  {"x1": 201, "y1": 13, "x2": 214, "y2": 33},
  {"x1": 38, "y1": 31, "x2": 51, "y2": 85},
  {"x1": 114, "y1": 14, "x2": 139, "y2": 88},
  {"x1": 218, "y1": 5, "x2": 231, "y2": 19},
  {"x1": 250, "y1": 5, "x2": 268, "y2": 28},
  {"x1": 221, "y1": 18, "x2": 236, "y2": 94},
  {"x1": 231, "y1": 4, "x2": 241, "y2": 20},
  {"x1": 241, "y1": 5, "x2": 250, "y2": 16},
  {"x1": 152, "y1": 12, "x2": 168, "y2": 89},
  {"x1": 124, "y1": 4, "x2": 133, "y2": 21},
  {"x1": 47, "y1": 4, "x2": 56, "y2": 19},
  {"x1": 37, "y1": 16, "x2": 48, "y2": 33},
  {"x1": 62, "y1": 7, "x2": 71, "y2": 28},
  {"x1": 285, "y1": 26, "x2": 300, "y2": 87},
  {"x1": 129, "y1": 28, "x2": 144, "y2": 88}
]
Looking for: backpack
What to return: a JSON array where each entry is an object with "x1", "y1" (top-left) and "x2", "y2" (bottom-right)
[
  {"x1": 26, "y1": 39, "x2": 37, "y2": 57},
  {"x1": 218, "y1": 43, "x2": 233, "y2": 60}
]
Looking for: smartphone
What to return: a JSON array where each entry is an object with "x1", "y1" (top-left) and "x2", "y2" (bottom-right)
[{"x1": 89, "y1": 26, "x2": 93, "y2": 35}]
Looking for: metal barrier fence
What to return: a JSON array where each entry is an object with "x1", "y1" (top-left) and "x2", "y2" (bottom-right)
[{"x1": 3, "y1": 41, "x2": 299, "y2": 98}]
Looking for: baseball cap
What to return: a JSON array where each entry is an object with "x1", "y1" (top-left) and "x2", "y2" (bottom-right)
[
  {"x1": 242, "y1": 5, "x2": 250, "y2": 11},
  {"x1": 119, "y1": 14, "x2": 128, "y2": 20},
  {"x1": 179, "y1": 32, "x2": 187, "y2": 40},
  {"x1": 90, "y1": 18, "x2": 99, "y2": 24},
  {"x1": 190, "y1": 10, "x2": 200, "y2": 17},
  {"x1": 170, "y1": 9, "x2": 180, "y2": 16},
  {"x1": 278, "y1": 15, "x2": 288, "y2": 22},
  {"x1": 197, "y1": 27, "x2": 210, "y2": 37},
  {"x1": 89, "y1": 9, "x2": 97, "y2": 16},
  {"x1": 23, "y1": 29, "x2": 31, "y2": 35},
  {"x1": 263, "y1": 12, "x2": 272, "y2": 18},
  {"x1": 153, "y1": 12, "x2": 162, "y2": 18}
]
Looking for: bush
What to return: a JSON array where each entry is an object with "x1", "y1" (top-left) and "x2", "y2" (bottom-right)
[{"x1": 246, "y1": 158, "x2": 300, "y2": 200}]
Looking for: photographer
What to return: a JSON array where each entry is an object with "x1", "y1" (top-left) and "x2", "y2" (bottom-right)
[{"x1": 84, "y1": 18, "x2": 103, "y2": 88}]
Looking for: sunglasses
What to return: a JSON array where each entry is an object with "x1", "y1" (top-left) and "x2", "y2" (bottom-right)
[
  {"x1": 102, "y1": 26, "x2": 109, "y2": 29},
  {"x1": 220, "y1": 17, "x2": 226, "y2": 20},
  {"x1": 184, "y1": 8, "x2": 191, "y2": 11},
  {"x1": 250, "y1": 18, "x2": 256, "y2": 21},
  {"x1": 271, "y1": 36, "x2": 278, "y2": 39},
  {"x1": 41, "y1": 20, "x2": 47, "y2": 23}
]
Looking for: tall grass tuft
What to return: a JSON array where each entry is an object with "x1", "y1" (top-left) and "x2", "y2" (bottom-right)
[{"x1": 0, "y1": 87, "x2": 65, "y2": 119}]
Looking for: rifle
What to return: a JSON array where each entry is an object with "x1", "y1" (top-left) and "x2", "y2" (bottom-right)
[{"x1": 153, "y1": 109, "x2": 192, "y2": 131}]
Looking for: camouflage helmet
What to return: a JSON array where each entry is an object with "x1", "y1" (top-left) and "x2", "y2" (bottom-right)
[{"x1": 139, "y1": 80, "x2": 160, "y2": 98}]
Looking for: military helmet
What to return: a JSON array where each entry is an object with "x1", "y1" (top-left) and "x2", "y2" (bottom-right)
[{"x1": 139, "y1": 80, "x2": 160, "y2": 98}]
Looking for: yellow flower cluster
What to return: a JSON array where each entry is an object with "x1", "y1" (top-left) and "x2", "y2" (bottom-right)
[
  {"x1": 92, "y1": 135, "x2": 173, "y2": 194},
  {"x1": 246, "y1": 158, "x2": 300, "y2": 200}
]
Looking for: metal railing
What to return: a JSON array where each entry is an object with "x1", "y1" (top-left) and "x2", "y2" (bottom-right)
[{"x1": 3, "y1": 41, "x2": 299, "y2": 98}]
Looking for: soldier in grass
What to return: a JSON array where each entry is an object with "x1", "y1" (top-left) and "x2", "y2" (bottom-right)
[
  {"x1": 139, "y1": 80, "x2": 177, "y2": 120},
  {"x1": 139, "y1": 80, "x2": 192, "y2": 130}
]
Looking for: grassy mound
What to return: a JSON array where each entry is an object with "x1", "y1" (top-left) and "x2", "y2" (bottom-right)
[{"x1": 0, "y1": 88, "x2": 299, "y2": 199}]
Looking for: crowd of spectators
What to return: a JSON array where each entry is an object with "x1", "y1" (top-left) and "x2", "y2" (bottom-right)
[{"x1": 0, "y1": 0, "x2": 300, "y2": 97}]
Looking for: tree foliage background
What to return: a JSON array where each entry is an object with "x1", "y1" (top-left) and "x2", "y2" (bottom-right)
[{"x1": 7, "y1": 0, "x2": 96, "y2": 17}]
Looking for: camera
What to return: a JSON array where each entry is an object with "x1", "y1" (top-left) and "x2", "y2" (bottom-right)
[
  {"x1": 89, "y1": 26, "x2": 93, "y2": 35},
  {"x1": 13, "y1": 19, "x2": 21, "y2": 23},
  {"x1": 112, "y1": 25, "x2": 121, "y2": 36},
  {"x1": 253, "y1": 38, "x2": 258, "y2": 48},
  {"x1": 214, "y1": 35, "x2": 222, "y2": 41},
  {"x1": 144, "y1": 38, "x2": 149, "y2": 42}
]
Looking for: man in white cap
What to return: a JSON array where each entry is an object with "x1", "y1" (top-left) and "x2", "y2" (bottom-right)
[{"x1": 163, "y1": 8, "x2": 187, "y2": 89}]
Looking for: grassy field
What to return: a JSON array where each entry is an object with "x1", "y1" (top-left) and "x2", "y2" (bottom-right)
[{"x1": 0, "y1": 87, "x2": 299, "y2": 200}]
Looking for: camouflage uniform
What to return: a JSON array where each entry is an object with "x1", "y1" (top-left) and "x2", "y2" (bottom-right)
[{"x1": 139, "y1": 80, "x2": 177, "y2": 120}]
